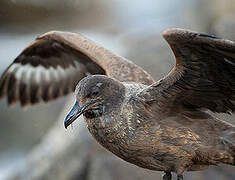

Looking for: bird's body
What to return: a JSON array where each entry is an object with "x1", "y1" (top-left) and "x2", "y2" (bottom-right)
[
  {"x1": 76, "y1": 77, "x2": 235, "y2": 176},
  {"x1": 1, "y1": 28, "x2": 235, "y2": 179}
]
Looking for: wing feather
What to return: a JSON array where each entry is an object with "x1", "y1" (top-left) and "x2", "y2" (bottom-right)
[
  {"x1": 0, "y1": 31, "x2": 154, "y2": 106},
  {"x1": 141, "y1": 28, "x2": 235, "y2": 114}
]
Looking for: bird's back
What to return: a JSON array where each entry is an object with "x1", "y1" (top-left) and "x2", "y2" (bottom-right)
[{"x1": 121, "y1": 88, "x2": 235, "y2": 171}]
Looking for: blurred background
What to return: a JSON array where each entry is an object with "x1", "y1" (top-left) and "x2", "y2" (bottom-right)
[{"x1": 0, "y1": 0, "x2": 235, "y2": 179}]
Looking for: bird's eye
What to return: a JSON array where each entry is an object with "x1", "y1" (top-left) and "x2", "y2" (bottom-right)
[{"x1": 92, "y1": 90, "x2": 99, "y2": 96}]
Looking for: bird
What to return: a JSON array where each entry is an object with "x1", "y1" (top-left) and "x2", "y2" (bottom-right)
[{"x1": 0, "y1": 28, "x2": 235, "y2": 180}]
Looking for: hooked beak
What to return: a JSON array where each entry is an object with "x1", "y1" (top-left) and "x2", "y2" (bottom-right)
[{"x1": 64, "y1": 101, "x2": 95, "y2": 129}]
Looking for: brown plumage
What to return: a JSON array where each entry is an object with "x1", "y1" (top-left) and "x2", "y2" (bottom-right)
[
  {"x1": 0, "y1": 31, "x2": 153, "y2": 106},
  {"x1": 1, "y1": 28, "x2": 235, "y2": 180}
]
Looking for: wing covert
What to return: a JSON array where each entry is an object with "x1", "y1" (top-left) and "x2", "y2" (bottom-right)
[
  {"x1": 140, "y1": 28, "x2": 235, "y2": 114},
  {"x1": 0, "y1": 31, "x2": 154, "y2": 106}
]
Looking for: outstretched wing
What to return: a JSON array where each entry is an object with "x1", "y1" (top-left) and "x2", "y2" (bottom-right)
[
  {"x1": 0, "y1": 31, "x2": 154, "y2": 106},
  {"x1": 140, "y1": 28, "x2": 235, "y2": 114}
]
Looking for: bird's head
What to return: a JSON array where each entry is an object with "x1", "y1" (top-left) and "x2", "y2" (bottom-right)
[{"x1": 64, "y1": 75, "x2": 125, "y2": 128}]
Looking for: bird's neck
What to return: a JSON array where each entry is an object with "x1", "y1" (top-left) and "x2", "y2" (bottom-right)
[{"x1": 85, "y1": 108, "x2": 125, "y2": 142}]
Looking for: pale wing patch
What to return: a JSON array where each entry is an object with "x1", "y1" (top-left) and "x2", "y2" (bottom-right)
[
  {"x1": 8, "y1": 61, "x2": 85, "y2": 84},
  {"x1": 3, "y1": 61, "x2": 87, "y2": 105}
]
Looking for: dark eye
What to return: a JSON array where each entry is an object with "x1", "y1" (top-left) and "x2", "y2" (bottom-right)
[{"x1": 92, "y1": 90, "x2": 99, "y2": 96}]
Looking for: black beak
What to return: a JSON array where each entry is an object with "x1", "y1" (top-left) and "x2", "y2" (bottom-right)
[{"x1": 64, "y1": 101, "x2": 94, "y2": 129}]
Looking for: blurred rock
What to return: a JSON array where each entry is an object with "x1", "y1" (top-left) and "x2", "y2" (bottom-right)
[
  {"x1": 5, "y1": 98, "x2": 92, "y2": 180},
  {"x1": 0, "y1": 0, "x2": 111, "y2": 34},
  {"x1": 3, "y1": 0, "x2": 91, "y2": 10}
]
